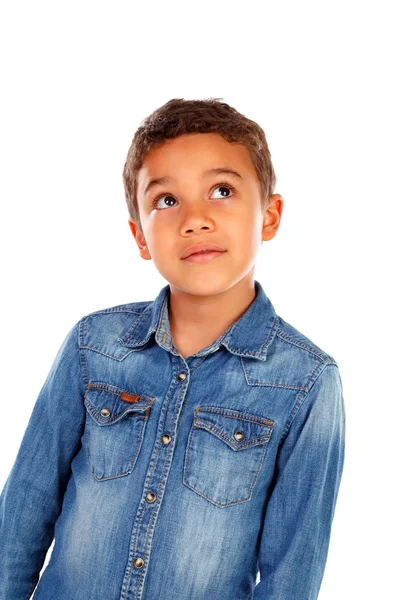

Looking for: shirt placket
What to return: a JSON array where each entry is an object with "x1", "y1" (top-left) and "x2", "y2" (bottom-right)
[{"x1": 119, "y1": 354, "x2": 189, "y2": 600}]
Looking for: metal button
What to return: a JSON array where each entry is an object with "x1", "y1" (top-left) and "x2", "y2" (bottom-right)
[
  {"x1": 234, "y1": 431, "x2": 245, "y2": 441},
  {"x1": 146, "y1": 492, "x2": 156, "y2": 503},
  {"x1": 133, "y1": 557, "x2": 144, "y2": 568},
  {"x1": 100, "y1": 408, "x2": 111, "y2": 417},
  {"x1": 177, "y1": 372, "x2": 186, "y2": 381},
  {"x1": 161, "y1": 434, "x2": 172, "y2": 444}
]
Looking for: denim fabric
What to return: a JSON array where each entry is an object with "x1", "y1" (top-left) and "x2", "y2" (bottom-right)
[{"x1": 0, "y1": 280, "x2": 346, "y2": 600}]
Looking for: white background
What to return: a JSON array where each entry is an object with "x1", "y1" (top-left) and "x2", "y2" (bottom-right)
[{"x1": 0, "y1": 1, "x2": 399, "y2": 598}]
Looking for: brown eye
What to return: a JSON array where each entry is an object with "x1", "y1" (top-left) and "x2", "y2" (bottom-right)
[
  {"x1": 211, "y1": 184, "x2": 235, "y2": 198},
  {"x1": 152, "y1": 195, "x2": 177, "y2": 210}
]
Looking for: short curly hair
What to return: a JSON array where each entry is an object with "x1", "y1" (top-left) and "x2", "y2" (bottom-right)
[{"x1": 122, "y1": 98, "x2": 277, "y2": 233}]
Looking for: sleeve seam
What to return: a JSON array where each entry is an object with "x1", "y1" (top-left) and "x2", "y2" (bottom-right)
[
  {"x1": 77, "y1": 316, "x2": 88, "y2": 388},
  {"x1": 278, "y1": 362, "x2": 338, "y2": 445}
]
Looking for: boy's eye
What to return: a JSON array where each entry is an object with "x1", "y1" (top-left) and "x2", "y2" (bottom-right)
[
  {"x1": 211, "y1": 184, "x2": 234, "y2": 199},
  {"x1": 151, "y1": 183, "x2": 235, "y2": 210}
]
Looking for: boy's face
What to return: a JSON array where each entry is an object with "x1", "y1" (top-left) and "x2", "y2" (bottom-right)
[{"x1": 129, "y1": 132, "x2": 282, "y2": 297}]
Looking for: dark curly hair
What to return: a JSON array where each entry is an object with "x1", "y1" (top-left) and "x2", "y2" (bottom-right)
[{"x1": 122, "y1": 98, "x2": 277, "y2": 233}]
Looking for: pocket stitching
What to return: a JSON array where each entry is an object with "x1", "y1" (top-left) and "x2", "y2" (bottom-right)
[
  {"x1": 83, "y1": 386, "x2": 151, "y2": 481},
  {"x1": 84, "y1": 392, "x2": 150, "y2": 425},
  {"x1": 84, "y1": 413, "x2": 148, "y2": 481},
  {"x1": 194, "y1": 405, "x2": 275, "y2": 427},
  {"x1": 183, "y1": 423, "x2": 270, "y2": 507},
  {"x1": 193, "y1": 416, "x2": 273, "y2": 450}
]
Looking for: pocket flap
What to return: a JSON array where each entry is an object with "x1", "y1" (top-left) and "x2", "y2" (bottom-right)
[
  {"x1": 193, "y1": 406, "x2": 275, "y2": 450},
  {"x1": 84, "y1": 382, "x2": 155, "y2": 425}
]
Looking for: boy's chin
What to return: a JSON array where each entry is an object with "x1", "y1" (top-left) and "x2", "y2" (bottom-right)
[{"x1": 166, "y1": 273, "x2": 240, "y2": 297}]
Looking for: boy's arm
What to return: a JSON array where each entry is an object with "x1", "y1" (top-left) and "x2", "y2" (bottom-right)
[
  {"x1": 0, "y1": 320, "x2": 86, "y2": 600},
  {"x1": 253, "y1": 363, "x2": 346, "y2": 600}
]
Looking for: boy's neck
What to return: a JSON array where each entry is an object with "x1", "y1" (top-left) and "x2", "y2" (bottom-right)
[{"x1": 167, "y1": 276, "x2": 257, "y2": 354}]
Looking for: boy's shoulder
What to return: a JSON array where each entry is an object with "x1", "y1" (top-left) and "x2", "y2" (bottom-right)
[
  {"x1": 237, "y1": 310, "x2": 339, "y2": 396},
  {"x1": 77, "y1": 299, "x2": 153, "y2": 348},
  {"x1": 274, "y1": 313, "x2": 338, "y2": 366}
]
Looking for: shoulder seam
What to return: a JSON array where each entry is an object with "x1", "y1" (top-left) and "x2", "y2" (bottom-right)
[
  {"x1": 81, "y1": 304, "x2": 149, "y2": 319},
  {"x1": 306, "y1": 362, "x2": 339, "y2": 394},
  {"x1": 275, "y1": 327, "x2": 337, "y2": 364}
]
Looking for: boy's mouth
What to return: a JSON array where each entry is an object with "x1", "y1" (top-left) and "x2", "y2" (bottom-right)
[
  {"x1": 181, "y1": 242, "x2": 226, "y2": 259},
  {"x1": 182, "y1": 250, "x2": 226, "y2": 263}
]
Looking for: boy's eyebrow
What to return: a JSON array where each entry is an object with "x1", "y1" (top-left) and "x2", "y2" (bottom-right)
[{"x1": 143, "y1": 167, "x2": 244, "y2": 196}]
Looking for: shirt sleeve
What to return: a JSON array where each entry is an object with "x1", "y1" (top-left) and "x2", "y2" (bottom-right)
[
  {"x1": 0, "y1": 319, "x2": 86, "y2": 600},
  {"x1": 253, "y1": 363, "x2": 346, "y2": 600}
]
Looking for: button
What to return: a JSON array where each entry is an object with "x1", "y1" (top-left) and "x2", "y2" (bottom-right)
[
  {"x1": 234, "y1": 431, "x2": 245, "y2": 441},
  {"x1": 133, "y1": 557, "x2": 144, "y2": 568},
  {"x1": 146, "y1": 492, "x2": 156, "y2": 503},
  {"x1": 161, "y1": 434, "x2": 172, "y2": 444},
  {"x1": 100, "y1": 408, "x2": 111, "y2": 417},
  {"x1": 177, "y1": 372, "x2": 187, "y2": 381}
]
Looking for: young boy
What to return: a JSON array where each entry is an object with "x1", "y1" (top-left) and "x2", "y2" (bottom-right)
[{"x1": 0, "y1": 98, "x2": 346, "y2": 600}]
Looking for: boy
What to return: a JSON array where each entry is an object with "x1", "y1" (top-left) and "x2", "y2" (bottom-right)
[{"x1": 0, "y1": 98, "x2": 346, "y2": 599}]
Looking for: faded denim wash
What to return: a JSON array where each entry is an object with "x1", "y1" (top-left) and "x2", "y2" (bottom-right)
[{"x1": 0, "y1": 280, "x2": 346, "y2": 599}]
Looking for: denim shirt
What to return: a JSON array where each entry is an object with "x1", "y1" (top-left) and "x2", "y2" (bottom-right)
[{"x1": 0, "y1": 280, "x2": 346, "y2": 600}]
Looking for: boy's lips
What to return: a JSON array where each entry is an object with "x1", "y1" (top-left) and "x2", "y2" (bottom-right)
[
  {"x1": 181, "y1": 243, "x2": 226, "y2": 259},
  {"x1": 183, "y1": 250, "x2": 226, "y2": 264}
]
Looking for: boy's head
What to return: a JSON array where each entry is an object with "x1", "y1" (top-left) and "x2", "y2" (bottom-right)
[{"x1": 122, "y1": 98, "x2": 283, "y2": 296}]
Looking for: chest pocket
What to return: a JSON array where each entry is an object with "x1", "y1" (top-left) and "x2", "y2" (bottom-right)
[
  {"x1": 83, "y1": 383, "x2": 155, "y2": 481},
  {"x1": 183, "y1": 406, "x2": 275, "y2": 507}
]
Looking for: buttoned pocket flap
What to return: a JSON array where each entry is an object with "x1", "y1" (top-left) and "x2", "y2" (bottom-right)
[
  {"x1": 193, "y1": 406, "x2": 275, "y2": 449},
  {"x1": 84, "y1": 383, "x2": 155, "y2": 426}
]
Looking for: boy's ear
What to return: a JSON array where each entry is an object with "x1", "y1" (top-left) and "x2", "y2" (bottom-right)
[
  {"x1": 261, "y1": 193, "x2": 284, "y2": 243},
  {"x1": 128, "y1": 218, "x2": 152, "y2": 260}
]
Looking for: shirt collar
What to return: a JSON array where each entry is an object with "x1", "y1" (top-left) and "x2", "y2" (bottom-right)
[{"x1": 117, "y1": 280, "x2": 279, "y2": 361}]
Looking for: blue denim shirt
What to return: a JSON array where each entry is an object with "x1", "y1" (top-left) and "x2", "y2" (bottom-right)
[{"x1": 0, "y1": 280, "x2": 346, "y2": 600}]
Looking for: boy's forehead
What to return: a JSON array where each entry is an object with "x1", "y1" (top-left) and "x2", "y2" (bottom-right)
[{"x1": 137, "y1": 133, "x2": 257, "y2": 194}]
